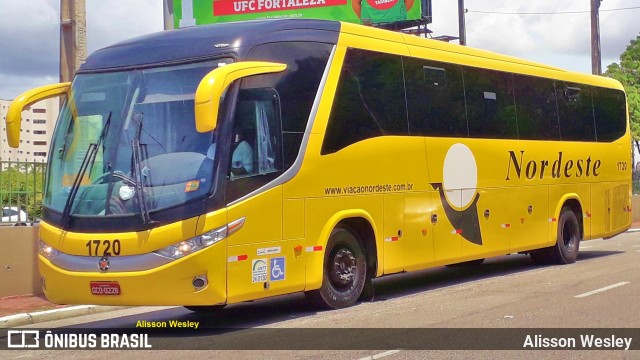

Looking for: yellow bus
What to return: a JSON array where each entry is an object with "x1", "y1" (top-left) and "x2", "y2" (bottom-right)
[{"x1": 6, "y1": 19, "x2": 630, "y2": 311}]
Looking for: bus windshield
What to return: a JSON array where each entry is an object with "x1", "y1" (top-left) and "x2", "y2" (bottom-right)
[{"x1": 44, "y1": 59, "x2": 232, "y2": 221}]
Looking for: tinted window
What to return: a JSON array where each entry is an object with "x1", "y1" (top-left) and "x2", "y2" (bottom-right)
[
  {"x1": 557, "y1": 83, "x2": 596, "y2": 141},
  {"x1": 230, "y1": 88, "x2": 282, "y2": 176},
  {"x1": 322, "y1": 49, "x2": 407, "y2": 154},
  {"x1": 225, "y1": 86, "x2": 283, "y2": 202},
  {"x1": 224, "y1": 42, "x2": 331, "y2": 203},
  {"x1": 513, "y1": 75, "x2": 560, "y2": 140},
  {"x1": 593, "y1": 87, "x2": 626, "y2": 142},
  {"x1": 404, "y1": 58, "x2": 467, "y2": 137},
  {"x1": 464, "y1": 67, "x2": 518, "y2": 139},
  {"x1": 248, "y1": 42, "x2": 332, "y2": 169}
]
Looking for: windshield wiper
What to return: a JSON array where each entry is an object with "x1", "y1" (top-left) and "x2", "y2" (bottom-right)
[
  {"x1": 61, "y1": 112, "x2": 112, "y2": 226},
  {"x1": 131, "y1": 113, "x2": 156, "y2": 225}
]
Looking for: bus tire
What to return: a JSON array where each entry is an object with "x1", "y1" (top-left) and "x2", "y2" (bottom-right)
[
  {"x1": 548, "y1": 206, "x2": 581, "y2": 264},
  {"x1": 305, "y1": 226, "x2": 367, "y2": 310},
  {"x1": 183, "y1": 305, "x2": 226, "y2": 313}
]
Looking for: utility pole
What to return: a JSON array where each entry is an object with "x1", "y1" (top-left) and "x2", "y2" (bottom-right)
[
  {"x1": 163, "y1": 0, "x2": 174, "y2": 30},
  {"x1": 60, "y1": 0, "x2": 86, "y2": 83},
  {"x1": 590, "y1": 0, "x2": 602, "y2": 75},
  {"x1": 458, "y1": 0, "x2": 466, "y2": 46}
]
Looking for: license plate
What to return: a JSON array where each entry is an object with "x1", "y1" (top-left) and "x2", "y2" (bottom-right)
[{"x1": 90, "y1": 281, "x2": 121, "y2": 295}]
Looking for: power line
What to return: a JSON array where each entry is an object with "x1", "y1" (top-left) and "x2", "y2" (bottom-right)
[{"x1": 467, "y1": 6, "x2": 640, "y2": 15}]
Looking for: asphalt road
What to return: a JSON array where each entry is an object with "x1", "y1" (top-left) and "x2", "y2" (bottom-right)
[{"x1": 3, "y1": 231, "x2": 640, "y2": 359}]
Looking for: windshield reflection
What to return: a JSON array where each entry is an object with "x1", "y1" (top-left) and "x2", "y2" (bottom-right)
[{"x1": 44, "y1": 59, "x2": 231, "y2": 220}]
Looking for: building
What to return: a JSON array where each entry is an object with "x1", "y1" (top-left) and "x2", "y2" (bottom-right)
[{"x1": 0, "y1": 98, "x2": 58, "y2": 163}]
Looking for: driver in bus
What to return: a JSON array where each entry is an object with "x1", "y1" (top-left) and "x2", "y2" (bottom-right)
[{"x1": 231, "y1": 126, "x2": 253, "y2": 176}]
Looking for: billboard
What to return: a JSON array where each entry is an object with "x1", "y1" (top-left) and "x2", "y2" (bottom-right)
[{"x1": 172, "y1": 0, "x2": 422, "y2": 28}]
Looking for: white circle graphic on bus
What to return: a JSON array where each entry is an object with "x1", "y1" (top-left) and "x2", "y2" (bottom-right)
[{"x1": 443, "y1": 143, "x2": 478, "y2": 209}]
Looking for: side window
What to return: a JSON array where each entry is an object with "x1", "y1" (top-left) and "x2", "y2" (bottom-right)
[
  {"x1": 322, "y1": 48, "x2": 407, "y2": 154},
  {"x1": 225, "y1": 84, "x2": 284, "y2": 203},
  {"x1": 513, "y1": 75, "x2": 560, "y2": 140},
  {"x1": 225, "y1": 42, "x2": 332, "y2": 203},
  {"x1": 247, "y1": 41, "x2": 332, "y2": 170},
  {"x1": 404, "y1": 57, "x2": 467, "y2": 137},
  {"x1": 557, "y1": 83, "x2": 596, "y2": 141},
  {"x1": 230, "y1": 88, "x2": 282, "y2": 179},
  {"x1": 592, "y1": 87, "x2": 626, "y2": 142},
  {"x1": 464, "y1": 67, "x2": 517, "y2": 139}
]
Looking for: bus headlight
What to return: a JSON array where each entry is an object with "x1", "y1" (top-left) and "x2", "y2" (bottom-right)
[
  {"x1": 154, "y1": 217, "x2": 245, "y2": 260},
  {"x1": 39, "y1": 240, "x2": 62, "y2": 260}
]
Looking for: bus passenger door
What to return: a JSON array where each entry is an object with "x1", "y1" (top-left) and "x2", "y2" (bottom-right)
[{"x1": 224, "y1": 87, "x2": 305, "y2": 303}]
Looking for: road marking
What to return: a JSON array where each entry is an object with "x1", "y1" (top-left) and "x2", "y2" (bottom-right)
[
  {"x1": 580, "y1": 245, "x2": 593, "y2": 249},
  {"x1": 627, "y1": 228, "x2": 640, "y2": 233},
  {"x1": 574, "y1": 282, "x2": 631, "y2": 298},
  {"x1": 358, "y1": 350, "x2": 403, "y2": 360}
]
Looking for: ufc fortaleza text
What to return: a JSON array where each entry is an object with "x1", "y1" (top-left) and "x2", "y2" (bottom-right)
[{"x1": 523, "y1": 334, "x2": 632, "y2": 350}]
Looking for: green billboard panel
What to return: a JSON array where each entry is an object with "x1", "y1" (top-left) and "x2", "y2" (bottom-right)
[{"x1": 173, "y1": 0, "x2": 421, "y2": 27}]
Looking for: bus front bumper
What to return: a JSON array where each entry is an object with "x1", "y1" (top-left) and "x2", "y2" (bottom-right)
[{"x1": 38, "y1": 243, "x2": 227, "y2": 306}]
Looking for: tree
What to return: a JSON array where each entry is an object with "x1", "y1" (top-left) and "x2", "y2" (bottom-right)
[
  {"x1": 0, "y1": 161, "x2": 45, "y2": 221},
  {"x1": 605, "y1": 35, "x2": 640, "y2": 155}
]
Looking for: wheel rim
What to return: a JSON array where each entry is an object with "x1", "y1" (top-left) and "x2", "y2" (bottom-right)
[
  {"x1": 562, "y1": 219, "x2": 578, "y2": 251},
  {"x1": 329, "y1": 247, "x2": 357, "y2": 291}
]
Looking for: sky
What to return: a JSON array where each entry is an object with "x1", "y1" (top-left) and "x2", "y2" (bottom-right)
[{"x1": 0, "y1": 0, "x2": 638, "y2": 99}]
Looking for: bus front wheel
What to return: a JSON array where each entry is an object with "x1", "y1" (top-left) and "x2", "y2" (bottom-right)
[{"x1": 305, "y1": 226, "x2": 367, "y2": 310}]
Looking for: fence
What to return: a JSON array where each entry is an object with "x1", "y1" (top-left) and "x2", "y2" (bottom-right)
[{"x1": 0, "y1": 159, "x2": 46, "y2": 225}]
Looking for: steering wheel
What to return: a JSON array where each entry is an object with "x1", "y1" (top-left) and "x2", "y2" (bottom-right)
[
  {"x1": 73, "y1": 171, "x2": 137, "y2": 216},
  {"x1": 91, "y1": 171, "x2": 136, "y2": 186}
]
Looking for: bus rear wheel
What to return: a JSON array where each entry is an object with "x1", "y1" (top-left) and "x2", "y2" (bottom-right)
[
  {"x1": 531, "y1": 206, "x2": 581, "y2": 264},
  {"x1": 305, "y1": 226, "x2": 367, "y2": 310}
]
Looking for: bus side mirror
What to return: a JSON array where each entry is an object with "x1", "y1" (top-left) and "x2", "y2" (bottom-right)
[
  {"x1": 194, "y1": 61, "x2": 286, "y2": 133},
  {"x1": 6, "y1": 83, "x2": 70, "y2": 148}
]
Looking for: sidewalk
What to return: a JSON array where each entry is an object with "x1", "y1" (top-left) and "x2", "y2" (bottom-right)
[
  {"x1": 0, "y1": 294, "x2": 126, "y2": 328},
  {"x1": 0, "y1": 294, "x2": 65, "y2": 318}
]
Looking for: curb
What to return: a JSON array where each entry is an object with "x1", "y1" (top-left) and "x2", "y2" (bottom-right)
[{"x1": 0, "y1": 305, "x2": 129, "y2": 328}]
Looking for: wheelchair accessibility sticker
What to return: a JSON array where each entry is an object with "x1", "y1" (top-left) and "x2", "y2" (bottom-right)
[{"x1": 270, "y1": 257, "x2": 285, "y2": 281}]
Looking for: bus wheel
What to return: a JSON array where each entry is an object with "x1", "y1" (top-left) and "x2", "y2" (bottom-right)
[
  {"x1": 305, "y1": 226, "x2": 367, "y2": 310},
  {"x1": 549, "y1": 206, "x2": 581, "y2": 264},
  {"x1": 183, "y1": 305, "x2": 226, "y2": 313},
  {"x1": 531, "y1": 206, "x2": 581, "y2": 265}
]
